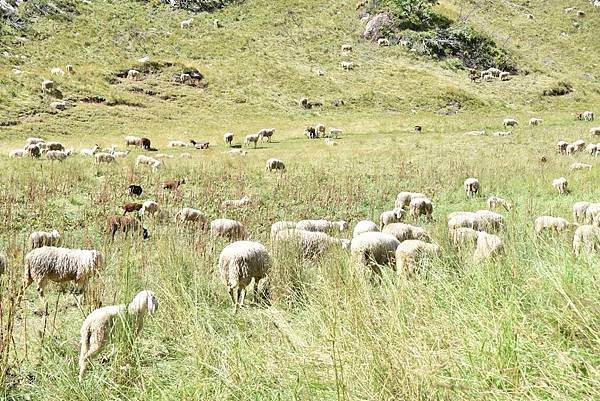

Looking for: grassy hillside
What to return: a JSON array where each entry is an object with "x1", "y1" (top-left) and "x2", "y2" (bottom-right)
[{"x1": 0, "y1": 0, "x2": 599, "y2": 400}]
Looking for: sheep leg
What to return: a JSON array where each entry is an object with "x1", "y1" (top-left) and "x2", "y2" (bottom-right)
[
  {"x1": 229, "y1": 287, "x2": 239, "y2": 314},
  {"x1": 238, "y1": 288, "x2": 246, "y2": 308}
]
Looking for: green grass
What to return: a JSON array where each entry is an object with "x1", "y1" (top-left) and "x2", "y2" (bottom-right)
[{"x1": 0, "y1": 0, "x2": 599, "y2": 400}]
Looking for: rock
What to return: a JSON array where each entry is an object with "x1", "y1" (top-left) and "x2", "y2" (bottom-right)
[{"x1": 363, "y1": 13, "x2": 394, "y2": 41}]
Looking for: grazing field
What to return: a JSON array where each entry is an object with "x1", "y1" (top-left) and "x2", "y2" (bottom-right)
[{"x1": 0, "y1": 0, "x2": 599, "y2": 400}]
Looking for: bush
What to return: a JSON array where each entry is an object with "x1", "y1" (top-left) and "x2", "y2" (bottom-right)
[{"x1": 542, "y1": 81, "x2": 573, "y2": 97}]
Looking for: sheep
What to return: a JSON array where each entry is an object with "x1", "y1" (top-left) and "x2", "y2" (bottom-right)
[
  {"x1": 163, "y1": 179, "x2": 185, "y2": 190},
  {"x1": 46, "y1": 150, "x2": 71, "y2": 162},
  {"x1": 127, "y1": 69, "x2": 140, "y2": 80},
  {"x1": 42, "y1": 79, "x2": 53, "y2": 92},
  {"x1": 584, "y1": 203, "x2": 600, "y2": 225},
  {"x1": 378, "y1": 38, "x2": 390, "y2": 46},
  {"x1": 534, "y1": 216, "x2": 572, "y2": 234},
  {"x1": 140, "y1": 200, "x2": 158, "y2": 217},
  {"x1": 213, "y1": 18, "x2": 221, "y2": 28},
  {"x1": 379, "y1": 208, "x2": 405, "y2": 229},
  {"x1": 219, "y1": 241, "x2": 271, "y2": 313},
  {"x1": 573, "y1": 225, "x2": 600, "y2": 256},
  {"x1": 24, "y1": 246, "x2": 104, "y2": 298},
  {"x1": 9, "y1": 149, "x2": 26, "y2": 158},
  {"x1": 168, "y1": 140, "x2": 187, "y2": 147},
  {"x1": 190, "y1": 139, "x2": 210, "y2": 149},
  {"x1": 258, "y1": 128, "x2": 275, "y2": 142},
  {"x1": 448, "y1": 212, "x2": 480, "y2": 231},
  {"x1": 353, "y1": 220, "x2": 379, "y2": 238},
  {"x1": 78, "y1": 290, "x2": 158, "y2": 381},
  {"x1": 273, "y1": 229, "x2": 349, "y2": 259},
  {"x1": 80, "y1": 145, "x2": 100, "y2": 156},
  {"x1": 499, "y1": 71, "x2": 510, "y2": 81},
  {"x1": 557, "y1": 141, "x2": 569, "y2": 154},
  {"x1": 270, "y1": 221, "x2": 297, "y2": 239},
  {"x1": 552, "y1": 177, "x2": 568, "y2": 194},
  {"x1": 50, "y1": 67, "x2": 65, "y2": 76},
  {"x1": 25, "y1": 137, "x2": 45, "y2": 146},
  {"x1": 122, "y1": 202, "x2": 143, "y2": 215},
  {"x1": 30, "y1": 230, "x2": 61, "y2": 249},
  {"x1": 503, "y1": 118, "x2": 518, "y2": 128},
  {"x1": 223, "y1": 132, "x2": 234, "y2": 146},
  {"x1": 140, "y1": 137, "x2": 151, "y2": 150},
  {"x1": 180, "y1": 18, "x2": 193, "y2": 28},
  {"x1": 341, "y1": 61, "x2": 354, "y2": 70},
  {"x1": 128, "y1": 185, "x2": 143, "y2": 197},
  {"x1": 342, "y1": 44, "x2": 353, "y2": 51},
  {"x1": 474, "y1": 210, "x2": 505, "y2": 232},
  {"x1": 125, "y1": 135, "x2": 143, "y2": 147},
  {"x1": 315, "y1": 124, "x2": 326, "y2": 136},
  {"x1": 529, "y1": 117, "x2": 542, "y2": 126},
  {"x1": 221, "y1": 196, "x2": 251, "y2": 209},
  {"x1": 524, "y1": 13, "x2": 534, "y2": 19},
  {"x1": 26, "y1": 144, "x2": 41, "y2": 158},
  {"x1": 582, "y1": 111, "x2": 594, "y2": 121},
  {"x1": 481, "y1": 67, "x2": 502, "y2": 77},
  {"x1": 135, "y1": 155, "x2": 161, "y2": 171},
  {"x1": 464, "y1": 178, "x2": 480, "y2": 198},
  {"x1": 589, "y1": 127, "x2": 600, "y2": 137},
  {"x1": 45, "y1": 141, "x2": 65, "y2": 151},
  {"x1": 570, "y1": 162, "x2": 592, "y2": 171},
  {"x1": 566, "y1": 144, "x2": 576, "y2": 155},
  {"x1": 244, "y1": 132, "x2": 263, "y2": 148},
  {"x1": 382, "y1": 223, "x2": 430, "y2": 242},
  {"x1": 265, "y1": 158, "x2": 285, "y2": 171},
  {"x1": 450, "y1": 227, "x2": 479, "y2": 248},
  {"x1": 0, "y1": 253, "x2": 6, "y2": 275},
  {"x1": 395, "y1": 192, "x2": 426, "y2": 209},
  {"x1": 305, "y1": 126, "x2": 318, "y2": 139},
  {"x1": 211, "y1": 219, "x2": 247, "y2": 241},
  {"x1": 296, "y1": 219, "x2": 348, "y2": 233},
  {"x1": 409, "y1": 197, "x2": 433, "y2": 220},
  {"x1": 107, "y1": 215, "x2": 149, "y2": 240},
  {"x1": 585, "y1": 144, "x2": 597, "y2": 155},
  {"x1": 94, "y1": 152, "x2": 115, "y2": 164},
  {"x1": 350, "y1": 232, "x2": 400, "y2": 275},
  {"x1": 572, "y1": 139, "x2": 586, "y2": 152},
  {"x1": 487, "y1": 196, "x2": 511, "y2": 211},
  {"x1": 113, "y1": 151, "x2": 129, "y2": 158},
  {"x1": 473, "y1": 232, "x2": 503, "y2": 262},
  {"x1": 66, "y1": 64, "x2": 74, "y2": 74},
  {"x1": 228, "y1": 149, "x2": 248, "y2": 156},
  {"x1": 175, "y1": 208, "x2": 208, "y2": 226},
  {"x1": 329, "y1": 128, "x2": 342, "y2": 138},
  {"x1": 573, "y1": 202, "x2": 591, "y2": 223},
  {"x1": 395, "y1": 240, "x2": 440, "y2": 276}
]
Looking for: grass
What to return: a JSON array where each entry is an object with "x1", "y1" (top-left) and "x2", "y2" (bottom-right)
[{"x1": 0, "y1": 0, "x2": 599, "y2": 400}]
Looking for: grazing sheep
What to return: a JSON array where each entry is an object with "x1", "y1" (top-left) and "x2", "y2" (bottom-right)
[
  {"x1": 487, "y1": 196, "x2": 511, "y2": 211},
  {"x1": 42, "y1": 79, "x2": 54, "y2": 91},
  {"x1": 127, "y1": 69, "x2": 140, "y2": 80},
  {"x1": 379, "y1": 208, "x2": 405, "y2": 229},
  {"x1": 584, "y1": 203, "x2": 600, "y2": 225},
  {"x1": 464, "y1": 178, "x2": 480, "y2": 198},
  {"x1": 9, "y1": 149, "x2": 26, "y2": 158},
  {"x1": 51, "y1": 67, "x2": 65, "y2": 76},
  {"x1": 140, "y1": 137, "x2": 151, "y2": 150},
  {"x1": 524, "y1": 13, "x2": 534, "y2": 19},
  {"x1": 409, "y1": 197, "x2": 433, "y2": 220},
  {"x1": 474, "y1": 210, "x2": 505, "y2": 232},
  {"x1": 270, "y1": 221, "x2": 297, "y2": 239},
  {"x1": 481, "y1": 67, "x2": 502, "y2": 78},
  {"x1": 573, "y1": 225, "x2": 600, "y2": 256},
  {"x1": 213, "y1": 18, "x2": 221, "y2": 28},
  {"x1": 473, "y1": 232, "x2": 503, "y2": 262},
  {"x1": 534, "y1": 216, "x2": 572, "y2": 234},
  {"x1": 566, "y1": 144, "x2": 576, "y2": 155},
  {"x1": 557, "y1": 140, "x2": 569, "y2": 154},
  {"x1": 223, "y1": 132, "x2": 234, "y2": 146},
  {"x1": 296, "y1": 219, "x2": 348, "y2": 233},
  {"x1": 585, "y1": 144, "x2": 597, "y2": 155},
  {"x1": 228, "y1": 149, "x2": 248, "y2": 156},
  {"x1": 190, "y1": 140, "x2": 210, "y2": 149},
  {"x1": 125, "y1": 135, "x2": 143, "y2": 147},
  {"x1": 341, "y1": 61, "x2": 354, "y2": 70},
  {"x1": 163, "y1": 179, "x2": 185, "y2": 190},
  {"x1": 244, "y1": 133, "x2": 263, "y2": 148},
  {"x1": 122, "y1": 202, "x2": 143, "y2": 215},
  {"x1": 589, "y1": 127, "x2": 600, "y2": 137},
  {"x1": 24, "y1": 246, "x2": 104, "y2": 298},
  {"x1": 30, "y1": 230, "x2": 61, "y2": 249},
  {"x1": 140, "y1": 200, "x2": 158, "y2": 217},
  {"x1": 395, "y1": 240, "x2": 440, "y2": 276},
  {"x1": 46, "y1": 150, "x2": 71, "y2": 162},
  {"x1": 395, "y1": 192, "x2": 426, "y2": 209},
  {"x1": 258, "y1": 128, "x2": 275, "y2": 142},
  {"x1": 168, "y1": 140, "x2": 187, "y2": 147},
  {"x1": 45, "y1": 141, "x2": 65, "y2": 151},
  {"x1": 221, "y1": 196, "x2": 251, "y2": 209},
  {"x1": 450, "y1": 227, "x2": 479, "y2": 248},
  {"x1": 175, "y1": 208, "x2": 208, "y2": 226},
  {"x1": 499, "y1": 71, "x2": 510, "y2": 81},
  {"x1": 342, "y1": 44, "x2": 353, "y2": 51},
  {"x1": 211, "y1": 219, "x2": 247, "y2": 241},
  {"x1": 26, "y1": 144, "x2": 41, "y2": 158},
  {"x1": 66, "y1": 64, "x2": 74, "y2": 74},
  {"x1": 78, "y1": 290, "x2": 158, "y2": 381},
  {"x1": 350, "y1": 232, "x2": 400, "y2": 275},
  {"x1": 273, "y1": 229, "x2": 349, "y2": 259},
  {"x1": 503, "y1": 118, "x2": 518, "y2": 128},
  {"x1": 329, "y1": 128, "x2": 342, "y2": 138},
  {"x1": 304, "y1": 126, "x2": 318, "y2": 139},
  {"x1": 265, "y1": 158, "x2": 285, "y2": 171},
  {"x1": 378, "y1": 38, "x2": 390, "y2": 46},
  {"x1": 382, "y1": 223, "x2": 430, "y2": 242},
  {"x1": 572, "y1": 139, "x2": 586, "y2": 152},
  {"x1": 448, "y1": 212, "x2": 480, "y2": 231},
  {"x1": 80, "y1": 145, "x2": 100, "y2": 156},
  {"x1": 219, "y1": 241, "x2": 271, "y2": 313},
  {"x1": 353, "y1": 220, "x2": 379, "y2": 238},
  {"x1": 180, "y1": 18, "x2": 193, "y2": 28},
  {"x1": 582, "y1": 111, "x2": 594, "y2": 121},
  {"x1": 94, "y1": 152, "x2": 115, "y2": 164},
  {"x1": 136, "y1": 155, "x2": 161, "y2": 171},
  {"x1": 573, "y1": 202, "x2": 591, "y2": 223},
  {"x1": 570, "y1": 162, "x2": 592, "y2": 171},
  {"x1": 128, "y1": 185, "x2": 143, "y2": 197},
  {"x1": 107, "y1": 215, "x2": 149, "y2": 241},
  {"x1": 552, "y1": 177, "x2": 568, "y2": 194},
  {"x1": 529, "y1": 117, "x2": 542, "y2": 126}
]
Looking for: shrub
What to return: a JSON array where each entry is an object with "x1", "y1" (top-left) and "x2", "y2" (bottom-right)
[{"x1": 542, "y1": 81, "x2": 573, "y2": 97}]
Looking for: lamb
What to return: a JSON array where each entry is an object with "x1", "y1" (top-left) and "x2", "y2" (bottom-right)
[
  {"x1": 296, "y1": 219, "x2": 348, "y2": 233},
  {"x1": 273, "y1": 229, "x2": 350, "y2": 259},
  {"x1": 304, "y1": 126, "x2": 318, "y2": 139},
  {"x1": 589, "y1": 127, "x2": 600, "y2": 137},
  {"x1": 94, "y1": 152, "x2": 115, "y2": 164},
  {"x1": 107, "y1": 215, "x2": 149, "y2": 241},
  {"x1": 409, "y1": 197, "x2": 433, "y2": 220},
  {"x1": 557, "y1": 141, "x2": 569, "y2": 154},
  {"x1": 24, "y1": 246, "x2": 104, "y2": 298},
  {"x1": 503, "y1": 118, "x2": 518, "y2": 128},
  {"x1": 223, "y1": 132, "x2": 234, "y2": 146},
  {"x1": 570, "y1": 162, "x2": 592, "y2": 171},
  {"x1": 9, "y1": 149, "x2": 26, "y2": 158},
  {"x1": 573, "y1": 201, "x2": 591, "y2": 223},
  {"x1": 45, "y1": 141, "x2": 65, "y2": 151},
  {"x1": 42, "y1": 79, "x2": 53, "y2": 92},
  {"x1": 128, "y1": 184, "x2": 143, "y2": 197},
  {"x1": 78, "y1": 290, "x2": 158, "y2": 381},
  {"x1": 395, "y1": 240, "x2": 440, "y2": 276},
  {"x1": 573, "y1": 225, "x2": 600, "y2": 256},
  {"x1": 135, "y1": 155, "x2": 161, "y2": 171},
  {"x1": 244, "y1": 132, "x2": 263, "y2": 148},
  {"x1": 122, "y1": 202, "x2": 143, "y2": 215},
  {"x1": 529, "y1": 117, "x2": 542, "y2": 126},
  {"x1": 210, "y1": 219, "x2": 248, "y2": 241},
  {"x1": 350, "y1": 232, "x2": 400, "y2": 275},
  {"x1": 127, "y1": 69, "x2": 140, "y2": 80},
  {"x1": 219, "y1": 241, "x2": 271, "y2": 313},
  {"x1": 168, "y1": 140, "x2": 187, "y2": 147},
  {"x1": 534, "y1": 216, "x2": 572, "y2": 234},
  {"x1": 353, "y1": 220, "x2": 379, "y2": 238},
  {"x1": 395, "y1": 192, "x2": 426, "y2": 209},
  {"x1": 270, "y1": 221, "x2": 297, "y2": 239},
  {"x1": 265, "y1": 158, "x2": 285, "y2": 171},
  {"x1": 26, "y1": 144, "x2": 41, "y2": 158},
  {"x1": 329, "y1": 128, "x2": 342, "y2": 138},
  {"x1": 552, "y1": 177, "x2": 568, "y2": 194},
  {"x1": 125, "y1": 135, "x2": 143, "y2": 147},
  {"x1": 378, "y1": 38, "x2": 390, "y2": 46},
  {"x1": 342, "y1": 44, "x2": 353, "y2": 51},
  {"x1": 341, "y1": 61, "x2": 354, "y2": 70},
  {"x1": 163, "y1": 179, "x2": 185, "y2": 190},
  {"x1": 140, "y1": 200, "x2": 158, "y2": 217},
  {"x1": 180, "y1": 18, "x2": 193, "y2": 28},
  {"x1": 566, "y1": 144, "x2": 576, "y2": 155},
  {"x1": 175, "y1": 208, "x2": 208, "y2": 226},
  {"x1": 473, "y1": 232, "x2": 503, "y2": 262},
  {"x1": 464, "y1": 178, "x2": 480, "y2": 198},
  {"x1": 382, "y1": 223, "x2": 430, "y2": 242},
  {"x1": 379, "y1": 208, "x2": 405, "y2": 228},
  {"x1": 221, "y1": 196, "x2": 251, "y2": 209},
  {"x1": 30, "y1": 230, "x2": 61, "y2": 249},
  {"x1": 80, "y1": 145, "x2": 100, "y2": 156},
  {"x1": 258, "y1": 128, "x2": 275, "y2": 142},
  {"x1": 487, "y1": 196, "x2": 511, "y2": 211}
]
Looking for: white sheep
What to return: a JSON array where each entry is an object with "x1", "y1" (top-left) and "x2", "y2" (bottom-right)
[
  {"x1": 270, "y1": 221, "x2": 297, "y2": 239},
  {"x1": 50, "y1": 67, "x2": 65, "y2": 76},
  {"x1": 481, "y1": 67, "x2": 502, "y2": 77},
  {"x1": 341, "y1": 61, "x2": 354, "y2": 70},
  {"x1": 25, "y1": 137, "x2": 45, "y2": 146},
  {"x1": 377, "y1": 38, "x2": 390, "y2": 46},
  {"x1": 589, "y1": 127, "x2": 600, "y2": 137},
  {"x1": 585, "y1": 144, "x2": 597, "y2": 155},
  {"x1": 557, "y1": 140, "x2": 569, "y2": 154},
  {"x1": 140, "y1": 200, "x2": 158, "y2": 217},
  {"x1": 473, "y1": 232, "x2": 503, "y2": 262},
  {"x1": 124, "y1": 135, "x2": 142, "y2": 147},
  {"x1": 582, "y1": 111, "x2": 594, "y2": 121},
  {"x1": 394, "y1": 192, "x2": 426, "y2": 209},
  {"x1": 572, "y1": 139, "x2": 586, "y2": 152},
  {"x1": 487, "y1": 196, "x2": 511, "y2": 211},
  {"x1": 219, "y1": 241, "x2": 271, "y2": 312},
  {"x1": 529, "y1": 117, "x2": 542, "y2": 126},
  {"x1": 213, "y1": 18, "x2": 221, "y2": 28},
  {"x1": 395, "y1": 240, "x2": 440, "y2": 276},
  {"x1": 175, "y1": 208, "x2": 208, "y2": 226},
  {"x1": 464, "y1": 177, "x2": 480, "y2": 198},
  {"x1": 94, "y1": 152, "x2": 115, "y2": 164},
  {"x1": 584, "y1": 203, "x2": 600, "y2": 225},
  {"x1": 258, "y1": 128, "x2": 275, "y2": 142},
  {"x1": 221, "y1": 196, "x2": 251, "y2": 209},
  {"x1": 315, "y1": 124, "x2": 326, "y2": 136},
  {"x1": 30, "y1": 230, "x2": 61, "y2": 249},
  {"x1": 352, "y1": 220, "x2": 379, "y2": 238},
  {"x1": 180, "y1": 18, "x2": 193, "y2": 28},
  {"x1": 465, "y1": 130, "x2": 486, "y2": 136},
  {"x1": 296, "y1": 219, "x2": 348, "y2": 233},
  {"x1": 136, "y1": 155, "x2": 161, "y2": 171},
  {"x1": 474, "y1": 210, "x2": 505, "y2": 232},
  {"x1": 570, "y1": 162, "x2": 592, "y2": 171},
  {"x1": 223, "y1": 133, "x2": 234, "y2": 146},
  {"x1": 46, "y1": 149, "x2": 71, "y2": 162},
  {"x1": 499, "y1": 71, "x2": 510, "y2": 81},
  {"x1": 450, "y1": 227, "x2": 479, "y2": 248},
  {"x1": 329, "y1": 128, "x2": 342, "y2": 138},
  {"x1": 503, "y1": 118, "x2": 518, "y2": 128},
  {"x1": 210, "y1": 219, "x2": 247, "y2": 241},
  {"x1": 552, "y1": 177, "x2": 568, "y2": 194},
  {"x1": 42, "y1": 79, "x2": 54, "y2": 92},
  {"x1": 573, "y1": 225, "x2": 600, "y2": 256},
  {"x1": 379, "y1": 208, "x2": 405, "y2": 228},
  {"x1": 24, "y1": 246, "x2": 103, "y2": 298},
  {"x1": 382, "y1": 222, "x2": 430, "y2": 242},
  {"x1": 126, "y1": 69, "x2": 140, "y2": 80},
  {"x1": 265, "y1": 158, "x2": 285, "y2": 171},
  {"x1": 66, "y1": 64, "x2": 74, "y2": 74},
  {"x1": 9, "y1": 149, "x2": 26, "y2": 158},
  {"x1": 566, "y1": 144, "x2": 576, "y2": 155},
  {"x1": 45, "y1": 141, "x2": 65, "y2": 151},
  {"x1": 228, "y1": 149, "x2": 248, "y2": 156},
  {"x1": 409, "y1": 197, "x2": 433, "y2": 220},
  {"x1": 80, "y1": 145, "x2": 100, "y2": 156},
  {"x1": 534, "y1": 216, "x2": 572, "y2": 234},
  {"x1": 78, "y1": 290, "x2": 158, "y2": 381},
  {"x1": 350, "y1": 232, "x2": 400, "y2": 275},
  {"x1": 168, "y1": 140, "x2": 187, "y2": 147},
  {"x1": 448, "y1": 212, "x2": 480, "y2": 231},
  {"x1": 273, "y1": 229, "x2": 349, "y2": 259},
  {"x1": 244, "y1": 132, "x2": 263, "y2": 148},
  {"x1": 573, "y1": 202, "x2": 591, "y2": 223}
]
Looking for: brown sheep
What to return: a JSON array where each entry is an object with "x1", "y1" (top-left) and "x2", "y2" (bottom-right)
[
  {"x1": 141, "y1": 137, "x2": 151, "y2": 150},
  {"x1": 122, "y1": 202, "x2": 143, "y2": 215},
  {"x1": 107, "y1": 215, "x2": 149, "y2": 241},
  {"x1": 163, "y1": 179, "x2": 185, "y2": 190}
]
